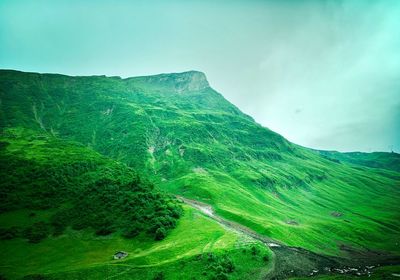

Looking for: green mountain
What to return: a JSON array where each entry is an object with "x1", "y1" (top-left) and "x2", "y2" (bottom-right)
[
  {"x1": 0, "y1": 69, "x2": 399, "y2": 279},
  {"x1": 319, "y1": 150, "x2": 400, "y2": 172}
]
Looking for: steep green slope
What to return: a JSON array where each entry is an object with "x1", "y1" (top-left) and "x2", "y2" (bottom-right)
[
  {"x1": 319, "y1": 150, "x2": 400, "y2": 172},
  {"x1": 1, "y1": 69, "x2": 399, "y2": 259}
]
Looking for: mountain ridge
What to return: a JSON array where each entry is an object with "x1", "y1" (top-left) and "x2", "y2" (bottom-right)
[
  {"x1": 3, "y1": 68, "x2": 398, "y2": 155},
  {"x1": 126, "y1": 70, "x2": 210, "y2": 93}
]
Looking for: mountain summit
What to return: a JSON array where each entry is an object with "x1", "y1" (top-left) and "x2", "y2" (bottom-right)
[{"x1": 130, "y1": 70, "x2": 210, "y2": 93}]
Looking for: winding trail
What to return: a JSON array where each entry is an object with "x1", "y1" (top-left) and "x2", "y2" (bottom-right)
[{"x1": 177, "y1": 196, "x2": 282, "y2": 248}]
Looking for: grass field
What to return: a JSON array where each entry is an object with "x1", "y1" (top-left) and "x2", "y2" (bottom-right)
[
  {"x1": 0, "y1": 206, "x2": 272, "y2": 279},
  {"x1": 161, "y1": 162, "x2": 400, "y2": 257}
]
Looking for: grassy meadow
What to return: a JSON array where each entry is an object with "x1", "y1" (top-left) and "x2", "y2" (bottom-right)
[{"x1": 0, "y1": 206, "x2": 272, "y2": 279}]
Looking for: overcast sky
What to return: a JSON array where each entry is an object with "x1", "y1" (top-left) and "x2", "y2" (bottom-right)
[{"x1": 1, "y1": 0, "x2": 399, "y2": 152}]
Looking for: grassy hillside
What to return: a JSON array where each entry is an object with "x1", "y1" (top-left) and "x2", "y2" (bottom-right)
[
  {"x1": 319, "y1": 150, "x2": 400, "y2": 172},
  {"x1": 0, "y1": 127, "x2": 272, "y2": 279},
  {"x1": 0, "y1": 205, "x2": 273, "y2": 279},
  {"x1": 0, "y1": 127, "x2": 182, "y2": 242},
  {"x1": 0, "y1": 69, "x2": 399, "y2": 279}
]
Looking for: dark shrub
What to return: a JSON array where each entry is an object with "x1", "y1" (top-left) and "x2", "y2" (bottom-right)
[
  {"x1": 95, "y1": 227, "x2": 114, "y2": 236},
  {"x1": 23, "y1": 222, "x2": 51, "y2": 243},
  {"x1": 153, "y1": 271, "x2": 165, "y2": 280},
  {"x1": 122, "y1": 225, "x2": 141, "y2": 238},
  {"x1": 250, "y1": 246, "x2": 258, "y2": 255},
  {"x1": 0, "y1": 227, "x2": 21, "y2": 240},
  {"x1": 223, "y1": 258, "x2": 235, "y2": 273},
  {"x1": 212, "y1": 272, "x2": 228, "y2": 280},
  {"x1": 205, "y1": 253, "x2": 235, "y2": 278},
  {"x1": 155, "y1": 227, "x2": 167, "y2": 240},
  {"x1": 22, "y1": 274, "x2": 49, "y2": 279}
]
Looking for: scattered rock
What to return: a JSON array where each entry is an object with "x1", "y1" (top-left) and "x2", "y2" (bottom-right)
[
  {"x1": 113, "y1": 251, "x2": 128, "y2": 260},
  {"x1": 286, "y1": 220, "x2": 299, "y2": 225},
  {"x1": 179, "y1": 146, "x2": 185, "y2": 157},
  {"x1": 102, "y1": 107, "x2": 114, "y2": 115},
  {"x1": 148, "y1": 146, "x2": 155, "y2": 154},
  {"x1": 331, "y1": 211, "x2": 343, "y2": 217},
  {"x1": 193, "y1": 167, "x2": 207, "y2": 174}
]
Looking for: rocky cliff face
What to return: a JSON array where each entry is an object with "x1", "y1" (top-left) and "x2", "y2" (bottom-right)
[
  {"x1": 129, "y1": 71, "x2": 210, "y2": 93},
  {"x1": 174, "y1": 71, "x2": 209, "y2": 92}
]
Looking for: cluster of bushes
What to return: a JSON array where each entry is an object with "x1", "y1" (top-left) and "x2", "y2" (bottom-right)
[
  {"x1": 153, "y1": 272, "x2": 165, "y2": 280},
  {"x1": 0, "y1": 222, "x2": 52, "y2": 243},
  {"x1": 0, "y1": 176, "x2": 182, "y2": 243},
  {"x1": 0, "y1": 132, "x2": 182, "y2": 243},
  {"x1": 50, "y1": 176, "x2": 182, "y2": 240},
  {"x1": 243, "y1": 245, "x2": 269, "y2": 262},
  {"x1": 0, "y1": 140, "x2": 101, "y2": 212},
  {"x1": 22, "y1": 274, "x2": 50, "y2": 280},
  {"x1": 202, "y1": 253, "x2": 235, "y2": 280}
]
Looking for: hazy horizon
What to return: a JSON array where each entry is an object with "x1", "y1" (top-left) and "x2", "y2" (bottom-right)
[{"x1": 1, "y1": 0, "x2": 399, "y2": 152}]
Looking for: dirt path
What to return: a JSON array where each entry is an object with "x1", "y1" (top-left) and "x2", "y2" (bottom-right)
[
  {"x1": 178, "y1": 196, "x2": 282, "y2": 248},
  {"x1": 178, "y1": 196, "x2": 400, "y2": 279}
]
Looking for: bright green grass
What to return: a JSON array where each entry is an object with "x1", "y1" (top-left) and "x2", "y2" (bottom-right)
[
  {"x1": 162, "y1": 163, "x2": 400, "y2": 256},
  {"x1": 50, "y1": 245, "x2": 273, "y2": 280},
  {"x1": 0, "y1": 206, "x2": 271, "y2": 279}
]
